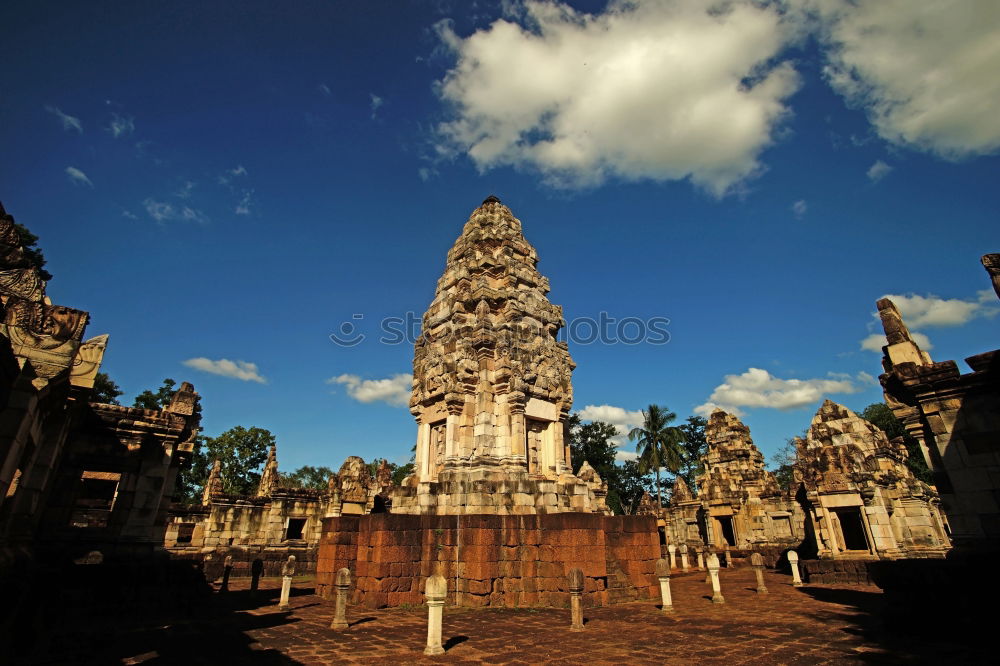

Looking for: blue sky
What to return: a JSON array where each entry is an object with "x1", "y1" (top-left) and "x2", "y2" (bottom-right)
[{"x1": 2, "y1": 0, "x2": 997, "y2": 473}]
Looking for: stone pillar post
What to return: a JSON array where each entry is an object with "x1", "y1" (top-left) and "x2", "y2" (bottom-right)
[
  {"x1": 220, "y1": 555, "x2": 232, "y2": 593},
  {"x1": 330, "y1": 567, "x2": 351, "y2": 630},
  {"x1": 750, "y1": 552, "x2": 767, "y2": 594},
  {"x1": 568, "y1": 568, "x2": 585, "y2": 631},
  {"x1": 424, "y1": 573, "x2": 448, "y2": 656},
  {"x1": 655, "y1": 558, "x2": 673, "y2": 613},
  {"x1": 696, "y1": 547, "x2": 705, "y2": 570},
  {"x1": 704, "y1": 548, "x2": 713, "y2": 584},
  {"x1": 667, "y1": 543, "x2": 677, "y2": 570},
  {"x1": 680, "y1": 544, "x2": 690, "y2": 572},
  {"x1": 788, "y1": 550, "x2": 803, "y2": 587},
  {"x1": 707, "y1": 553, "x2": 724, "y2": 604},
  {"x1": 278, "y1": 555, "x2": 296, "y2": 610}
]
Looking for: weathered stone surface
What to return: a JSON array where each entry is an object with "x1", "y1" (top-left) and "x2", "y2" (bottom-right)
[
  {"x1": 794, "y1": 400, "x2": 950, "y2": 559},
  {"x1": 393, "y1": 197, "x2": 606, "y2": 515},
  {"x1": 878, "y1": 262, "x2": 1000, "y2": 549}
]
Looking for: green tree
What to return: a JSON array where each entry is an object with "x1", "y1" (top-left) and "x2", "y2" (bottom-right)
[
  {"x1": 199, "y1": 426, "x2": 274, "y2": 496},
  {"x1": 91, "y1": 371, "x2": 123, "y2": 405},
  {"x1": 133, "y1": 378, "x2": 178, "y2": 410},
  {"x1": 676, "y1": 415, "x2": 707, "y2": 490},
  {"x1": 566, "y1": 413, "x2": 639, "y2": 514},
  {"x1": 13, "y1": 222, "x2": 53, "y2": 281},
  {"x1": 861, "y1": 402, "x2": 932, "y2": 484},
  {"x1": 628, "y1": 404, "x2": 684, "y2": 510},
  {"x1": 611, "y1": 459, "x2": 651, "y2": 515},
  {"x1": 281, "y1": 465, "x2": 335, "y2": 489},
  {"x1": 771, "y1": 438, "x2": 798, "y2": 491}
]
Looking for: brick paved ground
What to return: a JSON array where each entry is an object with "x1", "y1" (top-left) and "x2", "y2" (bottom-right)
[{"x1": 28, "y1": 567, "x2": 987, "y2": 665}]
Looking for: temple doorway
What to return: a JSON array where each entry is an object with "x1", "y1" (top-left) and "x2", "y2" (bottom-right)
[{"x1": 833, "y1": 507, "x2": 869, "y2": 551}]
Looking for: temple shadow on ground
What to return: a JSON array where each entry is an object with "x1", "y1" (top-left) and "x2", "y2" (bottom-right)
[
  {"x1": 12, "y1": 570, "x2": 306, "y2": 665},
  {"x1": 795, "y1": 584, "x2": 991, "y2": 663}
]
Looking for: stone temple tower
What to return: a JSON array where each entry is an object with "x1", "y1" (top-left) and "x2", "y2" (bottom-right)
[{"x1": 391, "y1": 196, "x2": 607, "y2": 515}]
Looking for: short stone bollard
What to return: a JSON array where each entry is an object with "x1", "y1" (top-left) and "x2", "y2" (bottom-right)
[
  {"x1": 250, "y1": 558, "x2": 263, "y2": 594},
  {"x1": 707, "y1": 553, "x2": 725, "y2": 604},
  {"x1": 680, "y1": 544, "x2": 690, "y2": 572},
  {"x1": 330, "y1": 567, "x2": 351, "y2": 630},
  {"x1": 750, "y1": 552, "x2": 767, "y2": 594},
  {"x1": 788, "y1": 550, "x2": 803, "y2": 587},
  {"x1": 278, "y1": 555, "x2": 296, "y2": 610},
  {"x1": 704, "y1": 548, "x2": 714, "y2": 584},
  {"x1": 220, "y1": 555, "x2": 233, "y2": 593},
  {"x1": 667, "y1": 543, "x2": 677, "y2": 571},
  {"x1": 655, "y1": 558, "x2": 673, "y2": 613},
  {"x1": 696, "y1": 547, "x2": 705, "y2": 571},
  {"x1": 424, "y1": 572, "x2": 448, "y2": 655},
  {"x1": 568, "y1": 568, "x2": 585, "y2": 631}
]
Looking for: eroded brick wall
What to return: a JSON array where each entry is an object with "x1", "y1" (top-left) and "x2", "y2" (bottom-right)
[{"x1": 316, "y1": 513, "x2": 659, "y2": 608}]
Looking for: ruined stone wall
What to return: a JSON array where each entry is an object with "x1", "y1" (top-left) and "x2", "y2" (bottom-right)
[
  {"x1": 315, "y1": 513, "x2": 659, "y2": 608},
  {"x1": 878, "y1": 261, "x2": 1000, "y2": 549}
]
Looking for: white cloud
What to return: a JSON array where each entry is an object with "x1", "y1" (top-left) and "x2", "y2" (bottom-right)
[
  {"x1": 219, "y1": 165, "x2": 248, "y2": 185},
  {"x1": 318, "y1": 83, "x2": 332, "y2": 97},
  {"x1": 866, "y1": 159, "x2": 892, "y2": 182},
  {"x1": 143, "y1": 198, "x2": 207, "y2": 223},
  {"x1": 434, "y1": 0, "x2": 802, "y2": 196},
  {"x1": 175, "y1": 181, "x2": 196, "y2": 199},
  {"x1": 107, "y1": 113, "x2": 135, "y2": 138},
  {"x1": 791, "y1": 199, "x2": 807, "y2": 218},
  {"x1": 45, "y1": 105, "x2": 82, "y2": 133},
  {"x1": 577, "y1": 404, "x2": 645, "y2": 459},
  {"x1": 882, "y1": 293, "x2": 994, "y2": 328},
  {"x1": 695, "y1": 367, "x2": 865, "y2": 415},
  {"x1": 183, "y1": 357, "x2": 267, "y2": 383},
  {"x1": 370, "y1": 93, "x2": 383, "y2": 118},
  {"x1": 65, "y1": 166, "x2": 93, "y2": 187},
  {"x1": 330, "y1": 373, "x2": 412, "y2": 407},
  {"x1": 812, "y1": 0, "x2": 1000, "y2": 159},
  {"x1": 235, "y1": 189, "x2": 254, "y2": 215},
  {"x1": 860, "y1": 331, "x2": 934, "y2": 353}
]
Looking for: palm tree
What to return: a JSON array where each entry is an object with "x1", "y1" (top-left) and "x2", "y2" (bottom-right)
[{"x1": 628, "y1": 404, "x2": 684, "y2": 511}]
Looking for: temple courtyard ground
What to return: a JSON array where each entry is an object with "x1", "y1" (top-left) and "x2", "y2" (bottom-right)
[{"x1": 28, "y1": 567, "x2": 987, "y2": 664}]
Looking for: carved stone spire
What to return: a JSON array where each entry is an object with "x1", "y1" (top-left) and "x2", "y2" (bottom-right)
[
  {"x1": 203, "y1": 459, "x2": 223, "y2": 504},
  {"x1": 697, "y1": 410, "x2": 779, "y2": 500},
  {"x1": 982, "y1": 253, "x2": 1000, "y2": 300},
  {"x1": 877, "y1": 298, "x2": 932, "y2": 369},
  {"x1": 257, "y1": 444, "x2": 279, "y2": 496},
  {"x1": 408, "y1": 196, "x2": 574, "y2": 479},
  {"x1": 393, "y1": 198, "x2": 605, "y2": 515}
]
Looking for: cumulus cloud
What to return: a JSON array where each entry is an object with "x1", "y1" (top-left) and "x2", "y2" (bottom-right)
[
  {"x1": 435, "y1": 0, "x2": 802, "y2": 195},
  {"x1": 107, "y1": 113, "x2": 135, "y2": 138},
  {"x1": 65, "y1": 166, "x2": 93, "y2": 187},
  {"x1": 881, "y1": 293, "x2": 995, "y2": 328},
  {"x1": 330, "y1": 373, "x2": 412, "y2": 407},
  {"x1": 183, "y1": 357, "x2": 267, "y2": 383},
  {"x1": 791, "y1": 199, "x2": 807, "y2": 218},
  {"x1": 812, "y1": 0, "x2": 1000, "y2": 158},
  {"x1": 143, "y1": 198, "x2": 207, "y2": 223},
  {"x1": 694, "y1": 367, "x2": 865, "y2": 416},
  {"x1": 577, "y1": 404, "x2": 645, "y2": 460},
  {"x1": 45, "y1": 105, "x2": 82, "y2": 133},
  {"x1": 866, "y1": 159, "x2": 892, "y2": 182}
]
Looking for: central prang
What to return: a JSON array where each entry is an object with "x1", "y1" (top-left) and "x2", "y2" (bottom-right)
[{"x1": 391, "y1": 196, "x2": 608, "y2": 515}]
